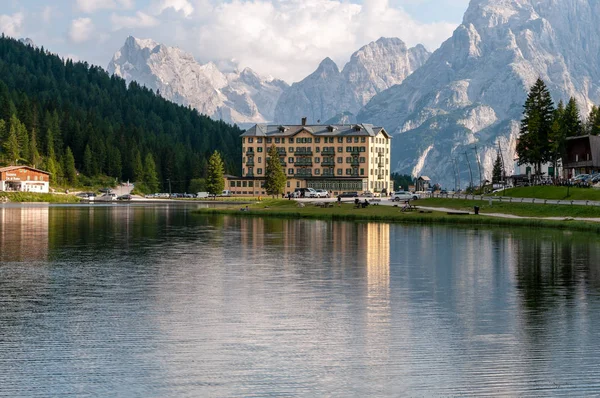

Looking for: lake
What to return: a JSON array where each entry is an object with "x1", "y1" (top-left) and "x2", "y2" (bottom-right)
[{"x1": 1, "y1": 203, "x2": 600, "y2": 396}]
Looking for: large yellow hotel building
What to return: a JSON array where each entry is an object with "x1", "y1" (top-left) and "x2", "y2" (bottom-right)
[{"x1": 226, "y1": 119, "x2": 393, "y2": 196}]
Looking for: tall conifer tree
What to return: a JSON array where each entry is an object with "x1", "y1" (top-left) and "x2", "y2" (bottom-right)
[
  {"x1": 264, "y1": 145, "x2": 287, "y2": 198},
  {"x1": 516, "y1": 78, "x2": 555, "y2": 175},
  {"x1": 206, "y1": 151, "x2": 225, "y2": 198}
]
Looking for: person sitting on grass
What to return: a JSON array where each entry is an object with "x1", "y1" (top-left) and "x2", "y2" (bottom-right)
[
  {"x1": 362, "y1": 199, "x2": 369, "y2": 208},
  {"x1": 401, "y1": 199, "x2": 411, "y2": 212}
]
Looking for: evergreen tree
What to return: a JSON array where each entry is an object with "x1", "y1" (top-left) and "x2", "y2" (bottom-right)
[
  {"x1": 63, "y1": 147, "x2": 77, "y2": 185},
  {"x1": 516, "y1": 78, "x2": 555, "y2": 175},
  {"x1": 548, "y1": 101, "x2": 567, "y2": 179},
  {"x1": 132, "y1": 149, "x2": 144, "y2": 182},
  {"x1": 143, "y1": 153, "x2": 159, "y2": 193},
  {"x1": 206, "y1": 150, "x2": 225, "y2": 198},
  {"x1": 46, "y1": 156, "x2": 58, "y2": 184},
  {"x1": 563, "y1": 97, "x2": 583, "y2": 137},
  {"x1": 492, "y1": 153, "x2": 503, "y2": 184},
  {"x1": 29, "y1": 128, "x2": 41, "y2": 168},
  {"x1": 4, "y1": 118, "x2": 20, "y2": 164},
  {"x1": 264, "y1": 145, "x2": 287, "y2": 197},
  {"x1": 83, "y1": 145, "x2": 93, "y2": 176},
  {"x1": 587, "y1": 105, "x2": 600, "y2": 136}
]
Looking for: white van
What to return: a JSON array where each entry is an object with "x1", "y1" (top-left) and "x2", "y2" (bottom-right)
[
  {"x1": 196, "y1": 192, "x2": 209, "y2": 198},
  {"x1": 220, "y1": 190, "x2": 232, "y2": 197}
]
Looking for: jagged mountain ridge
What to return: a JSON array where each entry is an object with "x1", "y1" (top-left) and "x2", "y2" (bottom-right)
[
  {"x1": 274, "y1": 37, "x2": 430, "y2": 124},
  {"x1": 107, "y1": 36, "x2": 289, "y2": 126},
  {"x1": 358, "y1": 0, "x2": 600, "y2": 188}
]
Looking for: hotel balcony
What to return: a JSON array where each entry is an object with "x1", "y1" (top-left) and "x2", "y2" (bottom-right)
[
  {"x1": 295, "y1": 149, "x2": 313, "y2": 156},
  {"x1": 296, "y1": 171, "x2": 313, "y2": 177},
  {"x1": 246, "y1": 160, "x2": 255, "y2": 166},
  {"x1": 322, "y1": 159, "x2": 336, "y2": 166},
  {"x1": 295, "y1": 159, "x2": 313, "y2": 166},
  {"x1": 322, "y1": 148, "x2": 335, "y2": 155}
]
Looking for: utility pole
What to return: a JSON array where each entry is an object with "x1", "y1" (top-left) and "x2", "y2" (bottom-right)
[
  {"x1": 451, "y1": 158, "x2": 458, "y2": 191},
  {"x1": 497, "y1": 141, "x2": 506, "y2": 191},
  {"x1": 455, "y1": 157, "x2": 462, "y2": 191},
  {"x1": 464, "y1": 151, "x2": 474, "y2": 190},
  {"x1": 473, "y1": 145, "x2": 483, "y2": 188}
]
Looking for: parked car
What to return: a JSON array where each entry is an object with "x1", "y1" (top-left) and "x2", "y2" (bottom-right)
[
  {"x1": 220, "y1": 190, "x2": 232, "y2": 197},
  {"x1": 361, "y1": 191, "x2": 374, "y2": 198},
  {"x1": 391, "y1": 191, "x2": 419, "y2": 201},
  {"x1": 315, "y1": 189, "x2": 330, "y2": 198},
  {"x1": 571, "y1": 174, "x2": 590, "y2": 182},
  {"x1": 117, "y1": 194, "x2": 132, "y2": 201},
  {"x1": 294, "y1": 187, "x2": 318, "y2": 198},
  {"x1": 338, "y1": 191, "x2": 359, "y2": 199},
  {"x1": 197, "y1": 192, "x2": 210, "y2": 198}
]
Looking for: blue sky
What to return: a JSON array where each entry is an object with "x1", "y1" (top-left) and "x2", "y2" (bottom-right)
[{"x1": 0, "y1": 0, "x2": 470, "y2": 82}]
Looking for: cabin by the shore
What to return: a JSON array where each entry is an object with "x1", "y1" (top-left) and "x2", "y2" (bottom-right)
[{"x1": 0, "y1": 166, "x2": 50, "y2": 193}]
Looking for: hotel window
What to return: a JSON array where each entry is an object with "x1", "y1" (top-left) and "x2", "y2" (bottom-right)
[
  {"x1": 361, "y1": 137, "x2": 366, "y2": 143},
  {"x1": 257, "y1": 168, "x2": 262, "y2": 175},
  {"x1": 360, "y1": 168, "x2": 364, "y2": 175},
  {"x1": 243, "y1": 181, "x2": 247, "y2": 187},
  {"x1": 289, "y1": 138, "x2": 294, "y2": 143},
  {"x1": 346, "y1": 169, "x2": 351, "y2": 175},
  {"x1": 360, "y1": 147, "x2": 366, "y2": 152},
  {"x1": 316, "y1": 147, "x2": 320, "y2": 153},
  {"x1": 297, "y1": 181, "x2": 300, "y2": 187},
  {"x1": 257, "y1": 147, "x2": 263, "y2": 152},
  {"x1": 289, "y1": 157, "x2": 294, "y2": 163},
  {"x1": 267, "y1": 138, "x2": 272, "y2": 143},
  {"x1": 288, "y1": 168, "x2": 294, "y2": 174},
  {"x1": 354, "y1": 137, "x2": 359, "y2": 143},
  {"x1": 338, "y1": 137, "x2": 343, "y2": 143},
  {"x1": 346, "y1": 157, "x2": 351, "y2": 163},
  {"x1": 258, "y1": 157, "x2": 262, "y2": 163},
  {"x1": 237, "y1": 181, "x2": 242, "y2": 187},
  {"x1": 315, "y1": 157, "x2": 320, "y2": 163},
  {"x1": 315, "y1": 137, "x2": 321, "y2": 143},
  {"x1": 275, "y1": 138, "x2": 280, "y2": 143},
  {"x1": 230, "y1": 181, "x2": 235, "y2": 187},
  {"x1": 337, "y1": 147, "x2": 343, "y2": 152},
  {"x1": 289, "y1": 147, "x2": 294, "y2": 152},
  {"x1": 315, "y1": 169, "x2": 320, "y2": 175},
  {"x1": 337, "y1": 169, "x2": 342, "y2": 175},
  {"x1": 337, "y1": 157, "x2": 343, "y2": 163},
  {"x1": 287, "y1": 181, "x2": 290, "y2": 187},
  {"x1": 257, "y1": 138, "x2": 263, "y2": 143},
  {"x1": 249, "y1": 138, "x2": 253, "y2": 143},
  {"x1": 359, "y1": 157, "x2": 365, "y2": 163},
  {"x1": 346, "y1": 137, "x2": 352, "y2": 143},
  {"x1": 242, "y1": 168, "x2": 245, "y2": 175}
]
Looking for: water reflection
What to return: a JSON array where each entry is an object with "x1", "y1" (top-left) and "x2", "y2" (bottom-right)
[
  {"x1": 0, "y1": 205, "x2": 49, "y2": 262},
  {"x1": 1, "y1": 206, "x2": 600, "y2": 396}
]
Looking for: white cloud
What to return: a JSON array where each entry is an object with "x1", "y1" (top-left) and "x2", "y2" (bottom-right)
[
  {"x1": 76, "y1": 0, "x2": 135, "y2": 13},
  {"x1": 165, "y1": 0, "x2": 457, "y2": 82},
  {"x1": 152, "y1": 0, "x2": 194, "y2": 17},
  {"x1": 111, "y1": 11, "x2": 159, "y2": 30},
  {"x1": 0, "y1": 12, "x2": 24, "y2": 37},
  {"x1": 69, "y1": 17, "x2": 95, "y2": 43}
]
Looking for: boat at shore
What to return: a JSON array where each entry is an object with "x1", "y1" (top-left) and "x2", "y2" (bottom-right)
[{"x1": 96, "y1": 193, "x2": 117, "y2": 202}]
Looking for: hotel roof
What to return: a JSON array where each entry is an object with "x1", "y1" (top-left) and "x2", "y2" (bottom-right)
[{"x1": 241, "y1": 123, "x2": 391, "y2": 139}]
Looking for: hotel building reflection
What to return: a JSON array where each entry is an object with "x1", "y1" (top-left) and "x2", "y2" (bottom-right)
[{"x1": 0, "y1": 206, "x2": 49, "y2": 262}]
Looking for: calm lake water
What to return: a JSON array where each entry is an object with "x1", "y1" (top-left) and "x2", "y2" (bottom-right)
[{"x1": 2, "y1": 203, "x2": 600, "y2": 396}]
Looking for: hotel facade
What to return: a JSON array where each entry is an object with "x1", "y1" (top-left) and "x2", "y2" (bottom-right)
[{"x1": 226, "y1": 120, "x2": 393, "y2": 196}]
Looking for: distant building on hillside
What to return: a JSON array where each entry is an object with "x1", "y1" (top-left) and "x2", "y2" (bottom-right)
[
  {"x1": 226, "y1": 118, "x2": 392, "y2": 196},
  {"x1": 562, "y1": 135, "x2": 600, "y2": 178},
  {"x1": 0, "y1": 166, "x2": 50, "y2": 193}
]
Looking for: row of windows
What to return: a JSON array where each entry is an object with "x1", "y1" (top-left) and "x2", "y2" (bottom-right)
[
  {"x1": 282, "y1": 157, "x2": 367, "y2": 164},
  {"x1": 244, "y1": 146, "x2": 369, "y2": 154},
  {"x1": 244, "y1": 136, "x2": 374, "y2": 144},
  {"x1": 283, "y1": 168, "x2": 364, "y2": 176}
]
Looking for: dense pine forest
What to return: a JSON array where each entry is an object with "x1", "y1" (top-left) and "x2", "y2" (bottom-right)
[{"x1": 0, "y1": 35, "x2": 242, "y2": 192}]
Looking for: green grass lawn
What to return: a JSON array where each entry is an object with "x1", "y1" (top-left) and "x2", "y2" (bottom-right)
[
  {"x1": 494, "y1": 186, "x2": 600, "y2": 201},
  {"x1": 0, "y1": 192, "x2": 80, "y2": 203},
  {"x1": 420, "y1": 198, "x2": 600, "y2": 218},
  {"x1": 195, "y1": 199, "x2": 600, "y2": 233}
]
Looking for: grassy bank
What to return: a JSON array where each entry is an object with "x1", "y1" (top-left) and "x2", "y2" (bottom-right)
[
  {"x1": 495, "y1": 186, "x2": 600, "y2": 201},
  {"x1": 420, "y1": 198, "x2": 600, "y2": 218},
  {"x1": 194, "y1": 200, "x2": 600, "y2": 233},
  {"x1": 0, "y1": 192, "x2": 80, "y2": 203}
]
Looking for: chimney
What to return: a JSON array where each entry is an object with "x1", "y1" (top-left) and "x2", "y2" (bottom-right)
[{"x1": 301, "y1": 117, "x2": 307, "y2": 126}]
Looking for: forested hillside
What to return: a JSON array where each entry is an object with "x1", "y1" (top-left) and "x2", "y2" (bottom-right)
[{"x1": 0, "y1": 35, "x2": 242, "y2": 192}]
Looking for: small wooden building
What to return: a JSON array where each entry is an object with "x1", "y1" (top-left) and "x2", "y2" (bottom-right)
[
  {"x1": 0, "y1": 166, "x2": 51, "y2": 193},
  {"x1": 562, "y1": 135, "x2": 600, "y2": 178}
]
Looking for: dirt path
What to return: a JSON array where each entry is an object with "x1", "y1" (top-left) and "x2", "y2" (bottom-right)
[{"x1": 417, "y1": 206, "x2": 600, "y2": 223}]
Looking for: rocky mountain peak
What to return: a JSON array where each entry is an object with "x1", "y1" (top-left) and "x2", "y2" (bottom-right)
[
  {"x1": 274, "y1": 37, "x2": 430, "y2": 124},
  {"x1": 108, "y1": 37, "x2": 288, "y2": 125},
  {"x1": 357, "y1": 0, "x2": 600, "y2": 188}
]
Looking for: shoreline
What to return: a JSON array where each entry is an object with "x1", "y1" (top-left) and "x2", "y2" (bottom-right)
[{"x1": 193, "y1": 201, "x2": 600, "y2": 233}]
